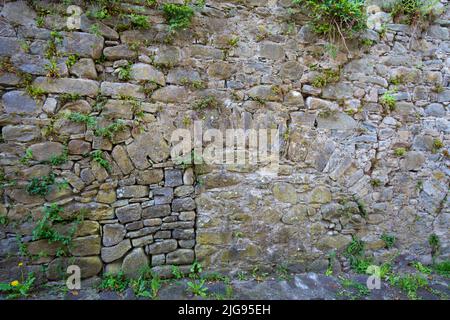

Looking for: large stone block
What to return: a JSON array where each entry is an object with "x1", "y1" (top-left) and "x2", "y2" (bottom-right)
[
  {"x1": 273, "y1": 182, "x2": 298, "y2": 204},
  {"x1": 100, "y1": 81, "x2": 145, "y2": 99},
  {"x1": 122, "y1": 248, "x2": 149, "y2": 279},
  {"x1": 103, "y1": 224, "x2": 126, "y2": 247},
  {"x1": 127, "y1": 130, "x2": 170, "y2": 169},
  {"x1": 58, "y1": 32, "x2": 104, "y2": 59},
  {"x1": 0, "y1": 37, "x2": 22, "y2": 56},
  {"x1": 33, "y1": 77, "x2": 99, "y2": 96},
  {"x1": 115, "y1": 204, "x2": 142, "y2": 223},
  {"x1": 136, "y1": 169, "x2": 164, "y2": 185},
  {"x1": 2, "y1": 91, "x2": 41, "y2": 114},
  {"x1": 101, "y1": 239, "x2": 132, "y2": 263},
  {"x1": 69, "y1": 235, "x2": 101, "y2": 256},
  {"x1": 151, "y1": 86, "x2": 188, "y2": 103},
  {"x1": 111, "y1": 145, "x2": 134, "y2": 175},
  {"x1": 117, "y1": 186, "x2": 149, "y2": 199},
  {"x1": 11, "y1": 53, "x2": 68, "y2": 76},
  {"x1": 29, "y1": 142, "x2": 65, "y2": 162},
  {"x1": 0, "y1": 1, "x2": 37, "y2": 26},
  {"x1": 147, "y1": 240, "x2": 178, "y2": 255},
  {"x1": 142, "y1": 205, "x2": 171, "y2": 219},
  {"x1": 172, "y1": 197, "x2": 196, "y2": 212},
  {"x1": 101, "y1": 99, "x2": 134, "y2": 119},
  {"x1": 130, "y1": 63, "x2": 165, "y2": 85},
  {"x1": 2, "y1": 125, "x2": 40, "y2": 142},
  {"x1": 166, "y1": 249, "x2": 194, "y2": 265}
]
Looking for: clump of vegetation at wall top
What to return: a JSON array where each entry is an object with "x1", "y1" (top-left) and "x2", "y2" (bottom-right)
[
  {"x1": 387, "y1": 0, "x2": 439, "y2": 25},
  {"x1": 162, "y1": 3, "x2": 196, "y2": 31},
  {"x1": 293, "y1": 0, "x2": 367, "y2": 50}
]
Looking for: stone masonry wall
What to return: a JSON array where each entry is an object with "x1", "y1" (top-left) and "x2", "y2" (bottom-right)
[{"x1": 0, "y1": 0, "x2": 449, "y2": 284}]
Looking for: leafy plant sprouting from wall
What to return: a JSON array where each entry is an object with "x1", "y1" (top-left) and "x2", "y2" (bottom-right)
[
  {"x1": 31, "y1": 203, "x2": 83, "y2": 259},
  {"x1": 32, "y1": 204, "x2": 71, "y2": 245},
  {"x1": 90, "y1": 150, "x2": 111, "y2": 172},
  {"x1": 0, "y1": 265, "x2": 35, "y2": 299},
  {"x1": 162, "y1": 1, "x2": 205, "y2": 31},
  {"x1": 65, "y1": 111, "x2": 128, "y2": 141},
  {"x1": 26, "y1": 173, "x2": 56, "y2": 197},
  {"x1": 292, "y1": 0, "x2": 367, "y2": 52}
]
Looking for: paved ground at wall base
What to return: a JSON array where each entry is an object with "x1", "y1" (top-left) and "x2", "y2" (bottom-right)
[{"x1": 5, "y1": 272, "x2": 449, "y2": 301}]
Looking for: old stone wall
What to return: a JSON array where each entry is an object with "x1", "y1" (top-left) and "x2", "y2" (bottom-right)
[{"x1": 0, "y1": 0, "x2": 449, "y2": 284}]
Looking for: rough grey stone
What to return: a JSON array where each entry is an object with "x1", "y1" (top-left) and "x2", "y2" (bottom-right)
[
  {"x1": 167, "y1": 68, "x2": 201, "y2": 85},
  {"x1": 103, "y1": 224, "x2": 126, "y2": 247},
  {"x1": 298, "y1": 25, "x2": 317, "y2": 43},
  {"x1": 280, "y1": 61, "x2": 304, "y2": 80},
  {"x1": 142, "y1": 205, "x2": 171, "y2": 219},
  {"x1": 111, "y1": 145, "x2": 134, "y2": 175},
  {"x1": 101, "y1": 99, "x2": 134, "y2": 119},
  {"x1": 165, "y1": 169, "x2": 183, "y2": 187},
  {"x1": 117, "y1": 186, "x2": 148, "y2": 199},
  {"x1": 33, "y1": 77, "x2": 99, "y2": 96},
  {"x1": 101, "y1": 239, "x2": 132, "y2": 263},
  {"x1": 425, "y1": 103, "x2": 445, "y2": 117},
  {"x1": 273, "y1": 182, "x2": 297, "y2": 204},
  {"x1": 317, "y1": 113, "x2": 357, "y2": 130},
  {"x1": 402, "y1": 151, "x2": 425, "y2": 171},
  {"x1": 151, "y1": 254, "x2": 165, "y2": 266},
  {"x1": 2, "y1": 90, "x2": 41, "y2": 114},
  {"x1": 100, "y1": 81, "x2": 145, "y2": 99},
  {"x1": 147, "y1": 240, "x2": 178, "y2": 255},
  {"x1": 166, "y1": 249, "x2": 194, "y2": 265},
  {"x1": 58, "y1": 32, "x2": 104, "y2": 59},
  {"x1": 153, "y1": 187, "x2": 174, "y2": 205},
  {"x1": 151, "y1": 86, "x2": 189, "y2": 103},
  {"x1": 172, "y1": 229, "x2": 195, "y2": 240},
  {"x1": 115, "y1": 204, "x2": 142, "y2": 224},
  {"x1": 207, "y1": 61, "x2": 235, "y2": 79},
  {"x1": 70, "y1": 58, "x2": 98, "y2": 79},
  {"x1": 322, "y1": 83, "x2": 353, "y2": 100},
  {"x1": 127, "y1": 130, "x2": 170, "y2": 169},
  {"x1": 122, "y1": 248, "x2": 149, "y2": 278},
  {"x1": 0, "y1": 1, "x2": 36, "y2": 26},
  {"x1": 80, "y1": 15, "x2": 119, "y2": 40},
  {"x1": 2, "y1": 125, "x2": 40, "y2": 142},
  {"x1": 0, "y1": 18, "x2": 16, "y2": 37},
  {"x1": 153, "y1": 46, "x2": 181, "y2": 66},
  {"x1": 103, "y1": 45, "x2": 135, "y2": 60},
  {"x1": 11, "y1": 53, "x2": 68, "y2": 76},
  {"x1": 29, "y1": 142, "x2": 65, "y2": 162},
  {"x1": 136, "y1": 169, "x2": 164, "y2": 185},
  {"x1": 259, "y1": 42, "x2": 285, "y2": 60},
  {"x1": 130, "y1": 63, "x2": 165, "y2": 85},
  {"x1": 172, "y1": 198, "x2": 196, "y2": 212},
  {"x1": 131, "y1": 235, "x2": 154, "y2": 247}
]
